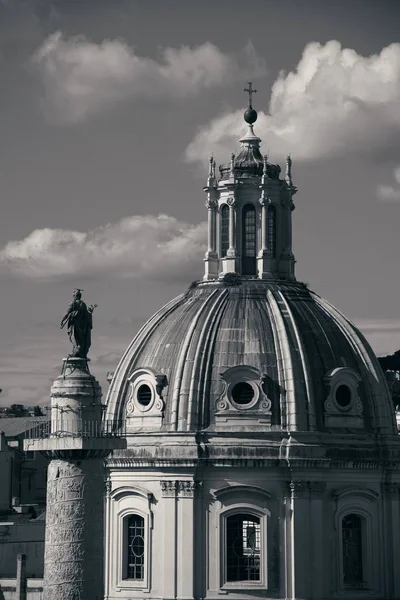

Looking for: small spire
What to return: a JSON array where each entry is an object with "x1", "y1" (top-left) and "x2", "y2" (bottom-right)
[
  {"x1": 208, "y1": 155, "x2": 214, "y2": 178},
  {"x1": 285, "y1": 154, "x2": 293, "y2": 186},
  {"x1": 230, "y1": 153, "x2": 235, "y2": 177},
  {"x1": 263, "y1": 155, "x2": 268, "y2": 176},
  {"x1": 212, "y1": 158, "x2": 216, "y2": 179}
]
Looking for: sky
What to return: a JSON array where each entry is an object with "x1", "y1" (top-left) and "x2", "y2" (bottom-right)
[{"x1": 1, "y1": 0, "x2": 400, "y2": 408}]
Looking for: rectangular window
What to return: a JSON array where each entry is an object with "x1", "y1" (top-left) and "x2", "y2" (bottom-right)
[
  {"x1": 125, "y1": 514, "x2": 145, "y2": 581},
  {"x1": 226, "y1": 514, "x2": 261, "y2": 582}
]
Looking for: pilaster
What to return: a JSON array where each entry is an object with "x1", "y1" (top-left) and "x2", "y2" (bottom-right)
[
  {"x1": 309, "y1": 481, "x2": 327, "y2": 599},
  {"x1": 161, "y1": 481, "x2": 178, "y2": 598},
  {"x1": 283, "y1": 480, "x2": 310, "y2": 600},
  {"x1": 177, "y1": 481, "x2": 196, "y2": 600}
]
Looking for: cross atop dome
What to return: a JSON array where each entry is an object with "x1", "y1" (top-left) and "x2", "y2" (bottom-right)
[
  {"x1": 244, "y1": 81, "x2": 257, "y2": 108},
  {"x1": 243, "y1": 81, "x2": 258, "y2": 125}
]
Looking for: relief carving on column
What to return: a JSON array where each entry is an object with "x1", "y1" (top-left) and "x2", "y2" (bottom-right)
[
  {"x1": 161, "y1": 480, "x2": 178, "y2": 497},
  {"x1": 105, "y1": 478, "x2": 112, "y2": 496},
  {"x1": 308, "y1": 481, "x2": 326, "y2": 498},
  {"x1": 177, "y1": 480, "x2": 197, "y2": 498},
  {"x1": 381, "y1": 482, "x2": 400, "y2": 498}
]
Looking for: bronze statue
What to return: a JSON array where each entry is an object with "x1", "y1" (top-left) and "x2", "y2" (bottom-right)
[{"x1": 60, "y1": 289, "x2": 97, "y2": 358}]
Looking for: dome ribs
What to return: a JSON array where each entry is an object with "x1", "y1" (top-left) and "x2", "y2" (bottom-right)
[
  {"x1": 190, "y1": 289, "x2": 230, "y2": 431},
  {"x1": 171, "y1": 290, "x2": 222, "y2": 431},
  {"x1": 277, "y1": 291, "x2": 316, "y2": 431},
  {"x1": 314, "y1": 295, "x2": 396, "y2": 435},
  {"x1": 105, "y1": 293, "x2": 185, "y2": 424}
]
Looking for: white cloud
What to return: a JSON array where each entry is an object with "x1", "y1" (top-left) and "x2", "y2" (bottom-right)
[
  {"x1": 377, "y1": 165, "x2": 400, "y2": 201},
  {"x1": 32, "y1": 32, "x2": 266, "y2": 123},
  {"x1": 186, "y1": 40, "x2": 400, "y2": 164},
  {"x1": 0, "y1": 214, "x2": 207, "y2": 281}
]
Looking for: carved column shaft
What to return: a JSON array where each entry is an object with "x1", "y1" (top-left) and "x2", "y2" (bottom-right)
[{"x1": 43, "y1": 460, "x2": 105, "y2": 600}]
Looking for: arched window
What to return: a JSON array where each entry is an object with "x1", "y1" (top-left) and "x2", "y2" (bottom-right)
[
  {"x1": 267, "y1": 205, "x2": 276, "y2": 258},
  {"x1": 226, "y1": 513, "x2": 261, "y2": 582},
  {"x1": 124, "y1": 514, "x2": 145, "y2": 580},
  {"x1": 220, "y1": 204, "x2": 229, "y2": 258},
  {"x1": 342, "y1": 514, "x2": 363, "y2": 586},
  {"x1": 242, "y1": 204, "x2": 257, "y2": 275}
]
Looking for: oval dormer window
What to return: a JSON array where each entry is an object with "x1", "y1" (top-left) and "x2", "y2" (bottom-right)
[
  {"x1": 335, "y1": 384, "x2": 352, "y2": 408},
  {"x1": 231, "y1": 382, "x2": 254, "y2": 406},
  {"x1": 137, "y1": 384, "x2": 152, "y2": 407}
]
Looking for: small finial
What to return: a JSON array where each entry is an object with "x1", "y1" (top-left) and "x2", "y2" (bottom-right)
[
  {"x1": 230, "y1": 153, "x2": 235, "y2": 176},
  {"x1": 285, "y1": 154, "x2": 293, "y2": 185},
  {"x1": 263, "y1": 155, "x2": 268, "y2": 176},
  {"x1": 208, "y1": 155, "x2": 213, "y2": 177},
  {"x1": 212, "y1": 158, "x2": 216, "y2": 179}
]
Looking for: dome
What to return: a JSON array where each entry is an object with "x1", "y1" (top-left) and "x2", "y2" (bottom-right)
[{"x1": 106, "y1": 279, "x2": 395, "y2": 435}]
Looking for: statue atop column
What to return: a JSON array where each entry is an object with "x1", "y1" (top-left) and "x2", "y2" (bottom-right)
[{"x1": 60, "y1": 289, "x2": 97, "y2": 358}]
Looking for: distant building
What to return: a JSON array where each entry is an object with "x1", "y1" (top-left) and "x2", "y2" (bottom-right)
[{"x1": 0, "y1": 418, "x2": 48, "y2": 582}]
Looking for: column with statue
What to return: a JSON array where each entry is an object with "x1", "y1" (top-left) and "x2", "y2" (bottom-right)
[{"x1": 24, "y1": 290, "x2": 125, "y2": 600}]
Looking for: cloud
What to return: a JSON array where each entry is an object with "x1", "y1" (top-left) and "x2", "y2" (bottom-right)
[
  {"x1": 377, "y1": 165, "x2": 400, "y2": 201},
  {"x1": 0, "y1": 214, "x2": 207, "y2": 281},
  {"x1": 32, "y1": 32, "x2": 266, "y2": 123},
  {"x1": 185, "y1": 40, "x2": 400, "y2": 164}
]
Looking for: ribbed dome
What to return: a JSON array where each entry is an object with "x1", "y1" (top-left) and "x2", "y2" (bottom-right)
[{"x1": 106, "y1": 280, "x2": 395, "y2": 435}]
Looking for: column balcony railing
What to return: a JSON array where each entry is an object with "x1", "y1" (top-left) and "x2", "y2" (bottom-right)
[{"x1": 25, "y1": 419, "x2": 126, "y2": 440}]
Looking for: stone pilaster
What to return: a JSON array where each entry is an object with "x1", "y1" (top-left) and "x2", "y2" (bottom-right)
[
  {"x1": 381, "y1": 482, "x2": 400, "y2": 597},
  {"x1": 161, "y1": 480, "x2": 178, "y2": 598},
  {"x1": 283, "y1": 480, "x2": 310, "y2": 600},
  {"x1": 204, "y1": 198, "x2": 219, "y2": 281},
  {"x1": 309, "y1": 481, "x2": 326, "y2": 599},
  {"x1": 177, "y1": 481, "x2": 196, "y2": 599}
]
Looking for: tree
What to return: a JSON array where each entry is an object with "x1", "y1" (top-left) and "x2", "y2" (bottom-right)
[
  {"x1": 9, "y1": 404, "x2": 28, "y2": 418},
  {"x1": 33, "y1": 405, "x2": 44, "y2": 417}
]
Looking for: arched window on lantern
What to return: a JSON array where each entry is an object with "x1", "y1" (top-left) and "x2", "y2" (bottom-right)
[
  {"x1": 242, "y1": 204, "x2": 257, "y2": 275},
  {"x1": 220, "y1": 204, "x2": 229, "y2": 258},
  {"x1": 267, "y1": 205, "x2": 276, "y2": 258}
]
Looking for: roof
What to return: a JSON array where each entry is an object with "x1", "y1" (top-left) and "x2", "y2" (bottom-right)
[
  {"x1": 0, "y1": 417, "x2": 48, "y2": 439},
  {"x1": 105, "y1": 279, "x2": 395, "y2": 436}
]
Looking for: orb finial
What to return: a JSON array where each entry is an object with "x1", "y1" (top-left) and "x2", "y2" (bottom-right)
[{"x1": 243, "y1": 81, "x2": 258, "y2": 124}]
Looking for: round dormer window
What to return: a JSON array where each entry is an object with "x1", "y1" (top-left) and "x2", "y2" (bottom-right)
[
  {"x1": 231, "y1": 382, "x2": 254, "y2": 405},
  {"x1": 137, "y1": 384, "x2": 152, "y2": 407},
  {"x1": 335, "y1": 384, "x2": 352, "y2": 408}
]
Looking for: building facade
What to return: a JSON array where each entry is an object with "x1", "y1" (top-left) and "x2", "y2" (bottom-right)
[{"x1": 103, "y1": 99, "x2": 400, "y2": 600}]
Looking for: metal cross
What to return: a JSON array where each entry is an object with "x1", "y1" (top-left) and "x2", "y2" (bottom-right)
[{"x1": 244, "y1": 82, "x2": 257, "y2": 107}]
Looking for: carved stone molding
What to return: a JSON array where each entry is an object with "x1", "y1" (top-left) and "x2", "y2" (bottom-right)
[
  {"x1": 308, "y1": 481, "x2": 326, "y2": 498},
  {"x1": 160, "y1": 480, "x2": 177, "y2": 497},
  {"x1": 284, "y1": 480, "x2": 308, "y2": 498},
  {"x1": 177, "y1": 480, "x2": 197, "y2": 498},
  {"x1": 105, "y1": 479, "x2": 112, "y2": 496},
  {"x1": 205, "y1": 198, "x2": 217, "y2": 210},
  {"x1": 381, "y1": 482, "x2": 400, "y2": 498}
]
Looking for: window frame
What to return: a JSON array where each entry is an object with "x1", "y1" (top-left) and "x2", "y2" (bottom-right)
[
  {"x1": 218, "y1": 502, "x2": 269, "y2": 591},
  {"x1": 112, "y1": 492, "x2": 152, "y2": 593},
  {"x1": 241, "y1": 203, "x2": 257, "y2": 276},
  {"x1": 123, "y1": 513, "x2": 146, "y2": 582},
  {"x1": 333, "y1": 491, "x2": 379, "y2": 595}
]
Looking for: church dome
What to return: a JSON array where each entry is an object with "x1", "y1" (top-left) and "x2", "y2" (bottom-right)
[
  {"x1": 106, "y1": 279, "x2": 395, "y2": 435},
  {"x1": 105, "y1": 86, "x2": 395, "y2": 438}
]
